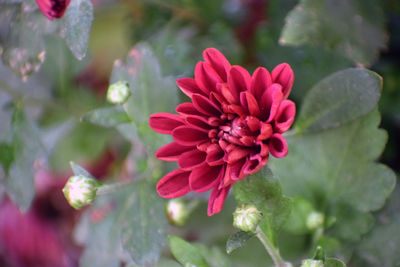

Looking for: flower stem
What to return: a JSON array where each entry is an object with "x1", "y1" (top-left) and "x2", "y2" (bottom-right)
[
  {"x1": 97, "y1": 180, "x2": 135, "y2": 195},
  {"x1": 255, "y1": 226, "x2": 292, "y2": 267}
]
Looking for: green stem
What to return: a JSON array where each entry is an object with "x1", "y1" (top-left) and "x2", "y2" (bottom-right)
[
  {"x1": 255, "y1": 226, "x2": 292, "y2": 267},
  {"x1": 97, "y1": 180, "x2": 135, "y2": 195}
]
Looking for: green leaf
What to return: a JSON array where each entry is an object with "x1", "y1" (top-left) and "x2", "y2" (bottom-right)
[
  {"x1": 81, "y1": 106, "x2": 132, "y2": 127},
  {"x1": 5, "y1": 108, "x2": 45, "y2": 211},
  {"x1": 233, "y1": 167, "x2": 292, "y2": 243},
  {"x1": 194, "y1": 244, "x2": 231, "y2": 267},
  {"x1": 270, "y1": 108, "x2": 396, "y2": 242},
  {"x1": 296, "y1": 68, "x2": 382, "y2": 133},
  {"x1": 61, "y1": 0, "x2": 93, "y2": 60},
  {"x1": 77, "y1": 180, "x2": 167, "y2": 267},
  {"x1": 280, "y1": 0, "x2": 387, "y2": 66},
  {"x1": 70, "y1": 161, "x2": 95, "y2": 179},
  {"x1": 283, "y1": 197, "x2": 314, "y2": 234},
  {"x1": 324, "y1": 258, "x2": 346, "y2": 267},
  {"x1": 110, "y1": 43, "x2": 178, "y2": 151},
  {"x1": 226, "y1": 231, "x2": 255, "y2": 254},
  {"x1": 0, "y1": 2, "x2": 52, "y2": 79},
  {"x1": 0, "y1": 142, "x2": 14, "y2": 175},
  {"x1": 168, "y1": 235, "x2": 210, "y2": 267}
]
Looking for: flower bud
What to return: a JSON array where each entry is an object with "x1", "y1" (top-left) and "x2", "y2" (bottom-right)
[
  {"x1": 233, "y1": 204, "x2": 262, "y2": 232},
  {"x1": 106, "y1": 81, "x2": 130, "y2": 104},
  {"x1": 301, "y1": 259, "x2": 324, "y2": 267},
  {"x1": 62, "y1": 175, "x2": 100, "y2": 210},
  {"x1": 166, "y1": 199, "x2": 190, "y2": 226},
  {"x1": 306, "y1": 211, "x2": 325, "y2": 230}
]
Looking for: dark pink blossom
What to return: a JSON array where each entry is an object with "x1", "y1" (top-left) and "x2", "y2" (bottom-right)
[
  {"x1": 149, "y1": 48, "x2": 296, "y2": 216},
  {"x1": 35, "y1": 0, "x2": 71, "y2": 20}
]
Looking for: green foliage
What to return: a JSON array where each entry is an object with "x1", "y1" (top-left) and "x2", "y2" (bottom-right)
[
  {"x1": 110, "y1": 43, "x2": 179, "y2": 151},
  {"x1": 81, "y1": 106, "x2": 132, "y2": 127},
  {"x1": 61, "y1": 0, "x2": 93, "y2": 60},
  {"x1": 76, "y1": 180, "x2": 167, "y2": 267},
  {"x1": 280, "y1": 0, "x2": 387, "y2": 66},
  {"x1": 2, "y1": 108, "x2": 45, "y2": 211},
  {"x1": 226, "y1": 231, "x2": 255, "y2": 254},
  {"x1": 270, "y1": 69, "x2": 396, "y2": 250},
  {"x1": 233, "y1": 167, "x2": 292, "y2": 244},
  {"x1": 168, "y1": 235, "x2": 210, "y2": 267}
]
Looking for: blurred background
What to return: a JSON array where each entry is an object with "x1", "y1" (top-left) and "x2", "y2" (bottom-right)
[{"x1": 0, "y1": 0, "x2": 399, "y2": 266}]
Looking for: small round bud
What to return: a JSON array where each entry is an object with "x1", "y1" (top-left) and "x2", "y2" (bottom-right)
[
  {"x1": 233, "y1": 204, "x2": 262, "y2": 232},
  {"x1": 301, "y1": 259, "x2": 324, "y2": 267},
  {"x1": 62, "y1": 175, "x2": 100, "y2": 210},
  {"x1": 306, "y1": 211, "x2": 325, "y2": 230},
  {"x1": 106, "y1": 81, "x2": 130, "y2": 104},
  {"x1": 166, "y1": 199, "x2": 190, "y2": 226}
]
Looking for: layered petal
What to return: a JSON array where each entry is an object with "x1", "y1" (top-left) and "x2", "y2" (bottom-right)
[
  {"x1": 275, "y1": 100, "x2": 296, "y2": 133},
  {"x1": 195, "y1": 62, "x2": 223, "y2": 94},
  {"x1": 271, "y1": 63, "x2": 294, "y2": 99},
  {"x1": 177, "y1": 78, "x2": 205, "y2": 98},
  {"x1": 240, "y1": 91, "x2": 261, "y2": 117},
  {"x1": 250, "y1": 67, "x2": 272, "y2": 100},
  {"x1": 172, "y1": 126, "x2": 209, "y2": 146},
  {"x1": 149, "y1": 113, "x2": 185, "y2": 134},
  {"x1": 227, "y1": 66, "x2": 252, "y2": 104},
  {"x1": 207, "y1": 184, "x2": 232, "y2": 216},
  {"x1": 269, "y1": 133, "x2": 288, "y2": 158},
  {"x1": 155, "y1": 142, "x2": 193, "y2": 161},
  {"x1": 178, "y1": 149, "x2": 207, "y2": 170},
  {"x1": 157, "y1": 169, "x2": 191, "y2": 198},
  {"x1": 192, "y1": 94, "x2": 222, "y2": 117},
  {"x1": 203, "y1": 48, "x2": 231, "y2": 81},
  {"x1": 189, "y1": 164, "x2": 223, "y2": 193},
  {"x1": 259, "y1": 83, "x2": 283, "y2": 122}
]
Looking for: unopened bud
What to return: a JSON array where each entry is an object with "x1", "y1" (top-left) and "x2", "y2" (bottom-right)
[
  {"x1": 306, "y1": 211, "x2": 325, "y2": 230},
  {"x1": 62, "y1": 175, "x2": 100, "y2": 210},
  {"x1": 301, "y1": 259, "x2": 324, "y2": 267},
  {"x1": 107, "y1": 81, "x2": 130, "y2": 104},
  {"x1": 233, "y1": 204, "x2": 262, "y2": 232},
  {"x1": 166, "y1": 199, "x2": 190, "y2": 226}
]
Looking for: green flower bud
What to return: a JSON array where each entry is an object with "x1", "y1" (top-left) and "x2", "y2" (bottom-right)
[
  {"x1": 166, "y1": 199, "x2": 190, "y2": 226},
  {"x1": 106, "y1": 81, "x2": 130, "y2": 104},
  {"x1": 233, "y1": 204, "x2": 262, "y2": 232},
  {"x1": 62, "y1": 175, "x2": 100, "y2": 210},
  {"x1": 301, "y1": 259, "x2": 324, "y2": 267},
  {"x1": 306, "y1": 211, "x2": 325, "y2": 230}
]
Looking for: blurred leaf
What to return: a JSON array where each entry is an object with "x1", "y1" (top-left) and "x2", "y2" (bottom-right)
[
  {"x1": 296, "y1": 68, "x2": 382, "y2": 133},
  {"x1": 0, "y1": 142, "x2": 14, "y2": 175},
  {"x1": 61, "y1": 0, "x2": 93, "y2": 60},
  {"x1": 82, "y1": 106, "x2": 132, "y2": 127},
  {"x1": 324, "y1": 258, "x2": 346, "y2": 267},
  {"x1": 233, "y1": 167, "x2": 292, "y2": 243},
  {"x1": 77, "y1": 180, "x2": 167, "y2": 267},
  {"x1": 0, "y1": 2, "x2": 54, "y2": 80},
  {"x1": 168, "y1": 235, "x2": 210, "y2": 267},
  {"x1": 110, "y1": 43, "x2": 178, "y2": 151},
  {"x1": 280, "y1": 0, "x2": 387, "y2": 66},
  {"x1": 271, "y1": 108, "x2": 395, "y2": 242},
  {"x1": 70, "y1": 161, "x2": 95, "y2": 178},
  {"x1": 283, "y1": 197, "x2": 314, "y2": 234},
  {"x1": 4, "y1": 108, "x2": 45, "y2": 211},
  {"x1": 194, "y1": 243, "x2": 231, "y2": 267},
  {"x1": 226, "y1": 231, "x2": 255, "y2": 254}
]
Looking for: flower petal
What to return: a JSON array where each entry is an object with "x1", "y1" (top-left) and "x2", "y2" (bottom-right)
[
  {"x1": 259, "y1": 83, "x2": 283, "y2": 122},
  {"x1": 157, "y1": 169, "x2": 191, "y2": 198},
  {"x1": 155, "y1": 142, "x2": 193, "y2": 161},
  {"x1": 176, "y1": 102, "x2": 204, "y2": 117},
  {"x1": 189, "y1": 164, "x2": 223, "y2": 193},
  {"x1": 207, "y1": 184, "x2": 231, "y2": 216},
  {"x1": 186, "y1": 115, "x2": 213, "y2": 130},
  {"x1": 229, "y1": 158, "x2": 248, "y2": 181},
  {"x1": 274, "y1": 100, "x2": 296, "y2": 133},
  {"x1": 225, "y1": 146, "x2": 251, "y2": 164},
  {"x1": 240, "y1": 91, "x2": 261, "y2": 117},
  {"x1": 192, "y1": 94, "x2": 222, "y2": 117},
  {"x1": 177, "y1": 78, "x2": 205, "y2": 98},
  {"x1": 250, "y1": 67, "x2": 272, "y2": 100},
  {"x1": 257, "y1": 122, "x2": 273, "y2": 141},
  {"x1": 271, "y1": 63, "x2": 294, "y2": 99},
  {"x1": 195, "y1": 62, "x2": 222, "y2": 94},
  {"x1": 269, "y1": 133, "x2": 288, "y2": 158},
  {"x1": 203, "y1": 48, "x2": 231, "y2": 81},
  {"x1": 149, "y1": 113, "x2": 185, "y2": 134},
  {"x1": 227, "y1": 66, "x2": 252, "y2": 104},
  {"x1": 172, "y1": 126, "x2": 209, "y2": 146},
  {"x1": 178, "y1": 149, "x2": 207, "y2": 170},
  {"x1": 206, "y1": 144, "x2": 225, "y2": 166},
  {"x1": 243, "y1": 155, "x2": 268, "y2": 175}
]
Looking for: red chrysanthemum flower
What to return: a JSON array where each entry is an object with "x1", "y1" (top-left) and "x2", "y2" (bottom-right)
[
  {"x1": 149, "y1": 48, "x2": 295, "y2": 216},
  {"x1": 35, "y1": 0, "x2": 71, "y2": 20}
]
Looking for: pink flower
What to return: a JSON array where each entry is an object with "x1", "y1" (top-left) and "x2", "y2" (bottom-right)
[
  {"x1": 35, "y1": 0, "x2": 71, "y2": 20},
  {"x1": 149, "y1": 48, "x2": 295, "y2": 216}
]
